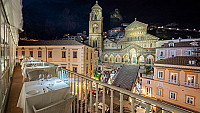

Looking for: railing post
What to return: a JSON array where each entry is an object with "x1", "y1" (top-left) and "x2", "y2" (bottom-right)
[
  {"x1": 95, "y1": 83, "x2": 99, "y2": 113},
  {"x1": 77, "y1": 76, "x2": 79, "y2": 113},
  {"x1": 120, "y1": 93, "x2": 123, "y2": 113},
  {"x1": 73, "y1": 73, "x2": 76, "y2": 113},
  {"x1": 102, "y1": 86, "x2": 105, "y2": 113},
  {"x1": 80, "y1": 77, "x2": 83, "y2": 113},
  {"x1": 145, "y1": 103, "x2": 150, "y2": 113},
  {"x1": 90, "y1": 81, "x2": 92, "y2": 113},
  {"x1": 74, "y1": 73, "x2": 76, "y2": 95},
  {"x1": 110, "y1": 89, "x2": 114, "y2": 113},
  {"x1": 84, "y1": 79, "x2": 88, "y2": 113},
  {"x1": 131, "y1": 97, "x2": 136, "y2": 113}
]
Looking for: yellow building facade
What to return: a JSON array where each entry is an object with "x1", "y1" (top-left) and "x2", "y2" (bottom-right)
[{"x1": 16, "y1": 40, "x2": 95, "y2": 77}]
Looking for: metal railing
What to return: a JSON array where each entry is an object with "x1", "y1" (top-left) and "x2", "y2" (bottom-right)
[
  {"x1": 168, "y1": 79, "x2": 180, "y2": 85},
  {"x1": 184, "y1": 82, "x2": 198, "y2": 89},
  {"x1": 22, "y1": 57, "x2": 193, "y2": 113}
]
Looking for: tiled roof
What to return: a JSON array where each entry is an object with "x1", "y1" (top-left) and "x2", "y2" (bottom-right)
[
  {"x1": 18, "y1": 40, "x2": 84, "y2": 46},
  {"x1": 155, "y1": 56, "x2": 200, "y2": 66},
  {"x1": 159, "y1": 41, "x2": 200, "y2": 48}
]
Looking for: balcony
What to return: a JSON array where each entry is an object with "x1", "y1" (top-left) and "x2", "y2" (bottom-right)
[
  {"x1": 5, "y1": 57, "x2": 193, "y2": 113},
  {"x1": 142, "y1": 74, "x2": 154, "y2": 79},
  {"x1": 184, "y1": 82, "x2": 199, "y2": 88},
  {"x1": 168, "y1": 79, "x2": 180, "y2": 85}
]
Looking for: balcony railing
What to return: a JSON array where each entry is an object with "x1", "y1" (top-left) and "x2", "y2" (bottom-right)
[
  {"x1": 21, "y1": 57, "x2": 193, "y2": 113},
  {"x1": 184, "y1": 82, "x2": 199, "y2": 88},
  {"x1": 142, "y1": 74, "x2": 154, "y2": 79},
  {"x1": 168, "y1": 79, "x2": 180, "y2": 85}
]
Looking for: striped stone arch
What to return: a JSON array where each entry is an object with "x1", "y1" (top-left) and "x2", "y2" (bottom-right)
[
  {"x1": 109, "y1": 54, "x2": 114, "y2": 63},
  {"x1": 104, "y1": 54, "x2": 108, "y2": 62},
  {"x1": 115, "y1": 54, "x2": 121, "y2": 63},
  {"x1": 146, "y1": 54, "x2": 154, "y2": 64}
]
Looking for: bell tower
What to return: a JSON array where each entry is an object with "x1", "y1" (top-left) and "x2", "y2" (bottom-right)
[{"x1": 89, "y1": 1, "x2": 103, "y2": 56}]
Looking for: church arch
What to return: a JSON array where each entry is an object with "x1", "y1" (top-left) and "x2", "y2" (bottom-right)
[
  {"x1": 146, "y1": 55, "x2": 154, "y2": 65},
  {"x1": 115, "y1": 55, "x2": 121, "y2": 63},
  {"x1": 122, "y1": 54, "x2": 128, "y2": 63},
  {"x1": 104, "y1": 55, "x2": 108, "y2": 62},
  {"x1": 129, "y1": 48, "x2": 137, "y2": 64},
  {"x1": 137, "y1": 55, "x2": 144, "y2": 65},
  {"x1": 109, "y1": 54, "x2": 114, "y2": 63}
]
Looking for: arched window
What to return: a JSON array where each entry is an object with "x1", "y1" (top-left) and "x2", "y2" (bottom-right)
[{"x1": 94, "y1": 15, "x2": 97, "y2": 20}]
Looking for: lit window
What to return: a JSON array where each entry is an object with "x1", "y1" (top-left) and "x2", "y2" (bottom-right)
[
  {"x1": 169, "y1": 72, "x2": 178, "y2": 84},
  {"x1": 158, "y1": 88, "x2": 162, "y2": 96},
  {"x1": 186, "y1": 96, "x2": 194, "y2": 105},
  {"x1": 158, "y1": 71, "x2": 164, "y2": 79},
  {"x1": 170, "y1": 92, "x2": 176, "y2": 100}
]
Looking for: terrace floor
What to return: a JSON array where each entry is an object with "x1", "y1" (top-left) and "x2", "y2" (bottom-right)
[{"x1": 6, "y1": 65, "x2": 23, "y2": 113}]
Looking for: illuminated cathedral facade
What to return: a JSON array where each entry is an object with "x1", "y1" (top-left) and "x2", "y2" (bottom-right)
[{"x1": 89, "y1": 1, "x2": 159, "y2": 65}]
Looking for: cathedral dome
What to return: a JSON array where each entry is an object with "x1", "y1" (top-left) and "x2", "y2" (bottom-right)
[{"x1": 92, "y1": 1, "x2": 102, "y2": 10}]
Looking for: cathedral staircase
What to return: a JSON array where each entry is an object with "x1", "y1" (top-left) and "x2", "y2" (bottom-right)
[{"x1": 112, "y1": 64, "x2": 139, "y2": 90}]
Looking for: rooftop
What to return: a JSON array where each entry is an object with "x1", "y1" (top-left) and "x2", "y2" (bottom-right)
[
  {"x1": 155, "y1": 56, "x2": 200, "y2": 67},
  {"x1": 159, "y1": 41, "x2": 200, "y2": 48},
  {"x1": 18, "y1": 40, "x2": 84, "y2": 46}
]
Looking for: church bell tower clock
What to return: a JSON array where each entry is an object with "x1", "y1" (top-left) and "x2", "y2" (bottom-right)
[{"x1": 89, "y1": 1, "x2": 103, "y2": 58}]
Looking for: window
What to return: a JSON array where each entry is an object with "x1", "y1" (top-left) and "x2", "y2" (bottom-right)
[
  {"x1": 186, "y1": 74, "x2": 196, "y2": 87},
  {"x1": 150, "y1": 43, "x2": 152, "y2": 48},
  {"x1": 22, "y1": 51, "x2": 25, "y2": 56},
  {"x1": 170, "y1": 92, "x2": 176, "y2": 100},
  {"x1": 73, "y1": 67, "x2": 77, "y2": 73},
  {"x1": 73, "y1": 51, "x2": 77, "y2": 58},
  {"x1": 170, "y1": 72, "x2": 178, "y2": 84},
  {"x1": 188, "y1": 50, "x2": 193, "y2": 56},
  {"x1": 189, "y1": 60, "x2": 195, "y2": 64},
  {"x1": 62, "y1": 67, "x2": 66, "y2": 69},
  {"x1": 91, "y1": 65, "x2": 92, "y2": 71},
  {"x1": 158, "y1": 71, "x2": 164, "y2": 79},
  {"x1": 146, "y1": 87, "x2": 152, "y2": 96},
  {"x1": 86, "y1": 65, "x2": 88, "y2": 74},
  {"x1": 147, "y1": 80, "x2": 151, "y2": 84},
  {"x1": 30, "y1": 51, "x2": 33, "y2": 57},
  {"x1": 16, "y1": 51, "x2": 18, "y2": 56},
  {"x1": 169, "y1": 43, "x2": 174, "y2": 47},
  {"x1": 160, "y1": 50, "x2": 165, "y2": 57},
  {"x1": 158, "y1": 88, "x2": 162, "y2": 96},
  {"x1": 86, "y1": 50, "x2": 88, "y2": 60},
  {"x1": 158, "y1": 82, "x2": 163, "y2": 87},
  {"x1": 186, "y1": 96, "x2": 194, "y2": 105},
  {"x1": 38, "y1": 51, "x2": 42, "y2": 57},
  {"x1": 62, "y1": 51, "x2": 66, "y2": 58},
  {"x1": 91, "y1": 52, "x2": 93, "y2": 59},
  {"x1": 170, "y1": 50, "x2": 176, "y2": 57},
  {"x1": 48, "y1": 51, "x2": 52, "y2": 58}
]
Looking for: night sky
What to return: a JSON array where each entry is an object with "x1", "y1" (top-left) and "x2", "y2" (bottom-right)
[{"x1": 22, "y1": 0, "x2": 200, "y2": 40}]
